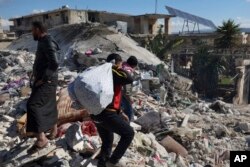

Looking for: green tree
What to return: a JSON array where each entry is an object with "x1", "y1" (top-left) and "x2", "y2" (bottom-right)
[
  {"x1": 216, "y1": 19, "x2": 240, "y2": 49},
  {"x1": 191, "y1": 47, "x2": 226, "y2": 98},
  {"x1": 146, "y1": 26, "x2": 184, "y2": 60},
  {"x1": 146, "y1": 25, "x2": 165, "y2": 57}
]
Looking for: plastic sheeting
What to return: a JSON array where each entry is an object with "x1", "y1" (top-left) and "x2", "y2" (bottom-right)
[{"x1": 68, "y1": 63, "x2": 114, "y2": 115}]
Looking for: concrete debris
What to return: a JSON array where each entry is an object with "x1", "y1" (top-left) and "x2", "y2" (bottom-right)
[
  {"x1": 134, "y1": 111, "x2": 167, "y2": 133},
  {"x1": 65, "y1": 123, "x2": 100, "y2": 154},
  {"x1": 8, "y1": 23, "x2": 163, "y2": 66},
  {"x1": 160, "y1": 136, "x2": 188, "y2": 157},
  {"x1": 238, "y1": 122, "x2": 250, "y2": 133},
  {"x1": 2, "y1": 139, "x2": 57, "y2": 167},
  {"x1": 130, "y1": 122, "x2": 142, "y2": 131},
  {"x1": 74, "y1": 50, "x2": 100, "y2": 68},
  {"x1": 0, "y1": 23, "x2": 249, "y2": 167},
  {"x1": 181, "y1": 114, "x2": 190, "y2": 127},
  {"x1": 0, "y1": 93, "x2": 10, "y2": 106},
  {"x1": 176, "y1": 155, "x2": 188, "y2": 167},
  {"x1": 2, "y1": 115, "x2": 15, "y2": 122}
]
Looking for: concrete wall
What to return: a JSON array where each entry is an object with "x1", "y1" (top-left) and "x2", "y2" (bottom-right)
[
  {"x1": 140, "y1": 16, "x2": 149, "y2": 34},
  {"x1": 10, "y1": 10, "x2": 71, "y2": 34},
  {"x1": 10, "y1": 10, "x2": 172, "y2": 35},
  {"x1": 0, "y1": 42, "x2": 11, "y2": 49},
  {"x1": 245, "y1": 33, "x2": 250, "y2": 45},
  {"x1": 165, "y1": 18, "x2": 170, "y2": 35},
  {"x1": 68, "y1": 10, "x2": 87, "y2": 24},
  {"x1": 134, "y1": 17, "x2": 141, "y2": 34},
  {"x1": 149, "y1": 18, "x2": 158, "y2": 34},
  {"x1": 47, "y1": 10, "x2": 69, "y2": 27},
  {"x1": 98, "y1": 13, "x2": 134, "y2": 33},
  {"x1": 134, "y1": 16, "x2": 168, "y2": 34},
  {"x1": 234, "y1": 59, "x2": 250, "y2": 105},
  {"x1": 0, "y1": 33, "x2": 6, "y2": 39}
]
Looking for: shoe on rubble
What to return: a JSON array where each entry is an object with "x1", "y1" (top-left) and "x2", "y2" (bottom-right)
[{"x1": 106, "y1": 160, "x2": 127, "y2": 167}]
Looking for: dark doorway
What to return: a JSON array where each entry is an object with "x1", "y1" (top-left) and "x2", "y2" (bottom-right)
[{"x1": 88, "y1": 12, "x2": 99, "y2": 22}]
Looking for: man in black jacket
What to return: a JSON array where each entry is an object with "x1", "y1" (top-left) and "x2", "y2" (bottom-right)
[{"x1": 27, "y1": 21, "x2": 59, "y2": 152}]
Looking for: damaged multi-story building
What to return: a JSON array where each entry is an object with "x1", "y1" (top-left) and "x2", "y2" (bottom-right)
[
  {"x1": 0, "y1": 17, "x2": 16, "y2": 41},
  {"x1": 9, "y1": 6, "x2": 173, "y2": 36}
]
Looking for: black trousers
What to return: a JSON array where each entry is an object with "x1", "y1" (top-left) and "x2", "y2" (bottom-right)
[{"x1": 91, "y1": 110, "x2": 134, "y2": 164}]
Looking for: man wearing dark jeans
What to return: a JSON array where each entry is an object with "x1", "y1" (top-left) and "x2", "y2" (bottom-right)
[
  {"x1": 121, "y1": 95, "x2": 133, "y2": 121},
  {"x1": 92, "y1": 111, "x2": 134, "y2": 166},
  {"x1": 91, "y1": 53, "x2": 134, "y2": 167}
]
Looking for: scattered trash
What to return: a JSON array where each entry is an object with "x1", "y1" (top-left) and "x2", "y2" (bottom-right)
[{"x1": 0, "y1": 23, "x2": 248, "y2": 167}]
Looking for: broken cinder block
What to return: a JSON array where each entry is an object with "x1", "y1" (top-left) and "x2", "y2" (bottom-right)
[{"x1": 160, "y1": 136, "x2": 188, "y2": 157}]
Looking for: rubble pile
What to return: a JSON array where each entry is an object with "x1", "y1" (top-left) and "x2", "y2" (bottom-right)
[
  {"x1": 0, "y1": 24, "x2": 250, "y2": 167},
  {"x1": 0, "y1": 50, "x2": 34, "y2": 117},
  {"x1": 8, "y1": 23, "x2": 162, "y2": 66}
]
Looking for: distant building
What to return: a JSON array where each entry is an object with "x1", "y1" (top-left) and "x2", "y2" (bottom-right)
[
  {"x1": 0, "y1": 17, "x2": 16, "y2": 41},
  {"x1": 240, "y1": 28, "x2": 250, "y2": 45},
  {"x1": 9, "y1": 7, "x2": 87, "y2": 36},
  {"x1": 9, "y1": 6, "x2": 173, "y2": 36}
]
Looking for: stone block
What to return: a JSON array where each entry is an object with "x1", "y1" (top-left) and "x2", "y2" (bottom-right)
[
  {"x1": 160, "y1": 136, "x2": 188, "y2": 157},
  {"x1": 239, "y1": 122, "x2": 250, "y2": 132}
]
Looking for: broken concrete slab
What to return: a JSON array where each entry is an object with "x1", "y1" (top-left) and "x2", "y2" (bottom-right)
[
  {"x1": 238, "y1": 122, "x2": 250, "y2": 133},
  {"x1": 176, "y1": 155, "x2": 188, "y2": 167},
  {"x1": 181, "y1": 114, "x2": 190, "y2": 127},
  {"x1": 130, "y1": 122, "x2": 142, "y2": 131},
  {"x1": 8, "y1": 23, "x2": 163, "y2": 66},
  {"x1": 135, "y1": 111, "x2": 168, "y2": 133},
  {"x1": 2, "y1": 115, "x2": 15, "y2": 122},
  {"x1": 160, "y1": 136, "x2": 188, "y2": 157},
  {"x1": 2, "y1": 141, "x2": 57, "y2": 167}
]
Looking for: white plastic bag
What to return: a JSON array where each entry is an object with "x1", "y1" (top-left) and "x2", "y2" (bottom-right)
[
  {"x1": 65, "y1": 123, "x2": 100, "y2": 153},
  {"x1": 68, "y1": 63, "x2": 114, "y2": 115}
]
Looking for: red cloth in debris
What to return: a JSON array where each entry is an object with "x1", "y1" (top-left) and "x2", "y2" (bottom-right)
[
  {"x1": 57, "y1": 123, "x2": 72, "y2": 137},
  {"x1": 81, "y1": 121, "x2": 97, "y2": 136}
]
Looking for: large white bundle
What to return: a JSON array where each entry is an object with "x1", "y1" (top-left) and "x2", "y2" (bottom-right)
[{"x1": 68, "y1": 63, "x2": 114, "y2": 115}]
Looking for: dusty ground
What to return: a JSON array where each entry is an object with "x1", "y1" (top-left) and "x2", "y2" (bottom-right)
[{"x1": 0, "y1": 42, "x2": 11, "y2": 49}]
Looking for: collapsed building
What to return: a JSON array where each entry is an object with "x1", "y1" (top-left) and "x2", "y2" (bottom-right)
[
  {"x1": 0, "y1": 22, "x2": 250, "y2": 167},
  {"x1": 9, "y1": 6, "x2": 173, "y2": 36},
  {"x1": 0, "y1": 18, "x2": 16, "y2": 41},
  {"x1": 1, "y1": 5, "x2": 250, "y2": 167}
]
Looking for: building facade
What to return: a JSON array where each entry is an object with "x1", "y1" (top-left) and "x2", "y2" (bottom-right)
[
  {"x1": 9, "y1": 6, "x2": 173, "y2": 36},
  {"x1": 9, "y1": 8, "x2": 87, "y2": 35}
]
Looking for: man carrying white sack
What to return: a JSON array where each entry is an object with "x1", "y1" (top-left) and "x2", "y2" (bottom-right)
[{"x1": 91, "y1": 53, "x2": 134, "y2": 167}]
